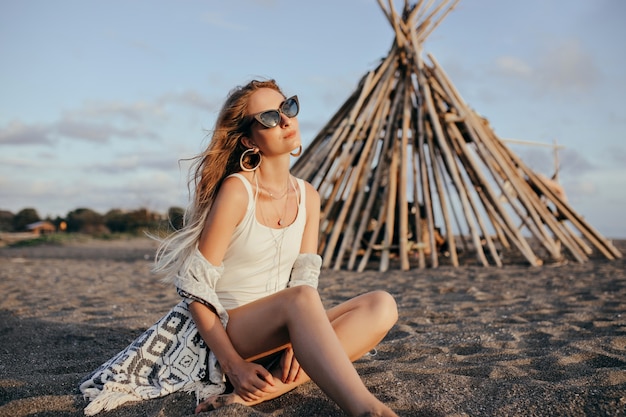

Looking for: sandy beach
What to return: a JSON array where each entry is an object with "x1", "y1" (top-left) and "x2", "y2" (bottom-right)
[{"x1": 0, "y1": 236, "x2": 625, "y2": 417}]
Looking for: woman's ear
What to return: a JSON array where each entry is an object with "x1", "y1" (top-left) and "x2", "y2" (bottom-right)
[{"x1": 241, "y1": 137, "x2": 255, "y2": 149}]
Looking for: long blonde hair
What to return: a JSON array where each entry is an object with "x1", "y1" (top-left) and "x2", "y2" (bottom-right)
[{"x1": 153, "y1": 79, "x2": 284, "y2": 279}]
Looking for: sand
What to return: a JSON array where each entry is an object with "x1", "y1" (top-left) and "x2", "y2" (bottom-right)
[{"x1": 0, "y1": 237, "x2": 625, "y2": 417}]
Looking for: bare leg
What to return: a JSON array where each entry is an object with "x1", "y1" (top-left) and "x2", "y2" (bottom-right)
[{"x1": 195, "y1": 289, "x2": 398, "y2": 416}]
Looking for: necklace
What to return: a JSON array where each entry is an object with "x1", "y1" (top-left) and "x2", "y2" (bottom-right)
[
  {"x1": 274, "y1": 183, "x2": 290, "y2": 226},
  {"x1": 263, "y1": 185, "x2": 289, "y2": 200},
  {"x1": 265, "y1": 216, "x2": 286, "y2": 293},
  {"x1": 258, "y1": 176, "x2": 294, "y2": 226}
]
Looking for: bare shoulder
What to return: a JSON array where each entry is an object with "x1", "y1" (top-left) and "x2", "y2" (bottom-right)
[
  {"x1": 296, "y1": 178, "x2": 318, "y2": 198},
  {"x1": 219, "y1": 174, "x2": 250, "y2": 199},
  {"x1": 300, "y1": 180, "x2": 320, "y2": 210},
  {"x1": 211, "y1": 175, "x2": 251, "y2": 218}
]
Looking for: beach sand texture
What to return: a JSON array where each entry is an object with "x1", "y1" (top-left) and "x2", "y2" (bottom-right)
[{"x1": 0, "y1": 237, "x2": 625, "y2": 416}]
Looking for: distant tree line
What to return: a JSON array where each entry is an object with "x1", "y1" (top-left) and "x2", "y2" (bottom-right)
[{"x1": 0, "y1": 207, "x2": 185, "y2": 234}]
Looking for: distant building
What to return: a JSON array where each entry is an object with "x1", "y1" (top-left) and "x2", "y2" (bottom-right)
[{"x1": 26, "y1": 221, "x2": 56, "y2": 235}]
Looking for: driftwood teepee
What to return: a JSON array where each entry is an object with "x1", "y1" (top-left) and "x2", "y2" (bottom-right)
[{"x1": 292, "y1": 0, "x2": 622, "y2": 271}]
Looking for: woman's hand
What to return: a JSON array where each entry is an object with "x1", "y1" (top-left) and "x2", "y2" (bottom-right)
[
  {"x1": 225, "y1": 359, "x2": 276, "y2": 402},
  {"x1": 280, "y1": 346, "x2": 302, "y2": 384}
]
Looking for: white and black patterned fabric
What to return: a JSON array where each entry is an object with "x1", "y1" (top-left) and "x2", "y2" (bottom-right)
[
  {"x1": 79, "y1": 299, "x2": 225, "y2": 415},
  {"x1": 80, "y1": 251, "x2": 228, "y2": 416}
]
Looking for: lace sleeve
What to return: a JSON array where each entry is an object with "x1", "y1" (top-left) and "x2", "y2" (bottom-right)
[
  {"x1": 287, "y1": 253, "x2": 322, "y2": 289},
  {"x1": 174, "y1": 248, "x2": 229, "y2": 328}
]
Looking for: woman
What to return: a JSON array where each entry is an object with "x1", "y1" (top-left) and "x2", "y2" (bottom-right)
[{"x1": 80, "y1": 79, "x2": 398, "y2": 417}]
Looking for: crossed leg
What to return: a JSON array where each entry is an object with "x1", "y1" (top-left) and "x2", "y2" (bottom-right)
[{"x1": 195, "y1": 287, "x2": 398, "y2": 416}]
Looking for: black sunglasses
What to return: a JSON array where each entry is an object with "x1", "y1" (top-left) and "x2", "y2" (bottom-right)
[{"x1": 249, "y1": 95, "x2": 299, "y2": 128}]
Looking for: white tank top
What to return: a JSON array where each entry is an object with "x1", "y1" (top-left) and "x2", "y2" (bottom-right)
[{"x1": 215, "y1": 173, "x2": 307, "y2": 310}]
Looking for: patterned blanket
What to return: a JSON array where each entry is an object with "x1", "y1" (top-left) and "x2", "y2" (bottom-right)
[
  {"x1": 79, "y1": 249, "x2": 228, "y2": 415},
  {"x1": 79, "y1": 299, "x2": 226, "y2": 415}
]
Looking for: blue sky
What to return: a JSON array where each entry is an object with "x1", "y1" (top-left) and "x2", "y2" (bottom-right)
[{"x1": 1, "y1": 0, "x2": 625, "y2": 238}]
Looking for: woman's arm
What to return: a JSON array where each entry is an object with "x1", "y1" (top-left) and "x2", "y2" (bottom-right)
[
  {"x1": 197, "y1": 176, "x2": 247, "y2": 264},
  {"x1": 193, "y1": 176, "x2": 276, "y2": 400},
  {"x1": 189, "y1": 301, "x2": 276, "y2": 401},
  {"x1": 300, "y1": 181, "x2": 320, "y2": 254}
]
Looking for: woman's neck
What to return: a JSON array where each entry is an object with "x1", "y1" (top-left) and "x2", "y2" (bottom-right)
[{"x1": 255, "y1": 157, "x2": 292, "y2": 191}]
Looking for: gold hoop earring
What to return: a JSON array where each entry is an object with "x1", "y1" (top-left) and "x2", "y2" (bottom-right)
[
  {"x1": 290, "y1": 145, "x2": 302, "y2": 157},
  {"x1": 240, "y1": 148, "x2": 261, "y2": 172}
]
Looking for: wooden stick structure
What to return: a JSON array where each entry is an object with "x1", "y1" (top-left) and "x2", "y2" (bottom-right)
[{"x1": 291, "y1": 0, "x2": 622, "y2": 271}]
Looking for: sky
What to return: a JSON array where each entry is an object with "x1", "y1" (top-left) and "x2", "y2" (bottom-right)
[{"x1": 1, "y1": 0, "x2": 625, "y2": 238}]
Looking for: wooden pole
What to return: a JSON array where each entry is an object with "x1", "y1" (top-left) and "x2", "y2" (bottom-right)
[
  {"x1": 334, "y1": 80, "x2": 396, "y2": 269},
  {"x1": 291, "y1": 0, "x2": 621, "y2": 270},
  {"x1": 399, "y1": 76, "x2": 412, "y2": 270}
]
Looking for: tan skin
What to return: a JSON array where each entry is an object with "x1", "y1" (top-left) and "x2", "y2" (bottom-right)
[{"x1": 190, "y1": 88, "x2": 399, "y2": 416}]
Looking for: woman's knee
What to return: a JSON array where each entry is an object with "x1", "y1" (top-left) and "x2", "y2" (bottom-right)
[
  {"x1": 286, "y1": 285, "x2": 323, "y2": 312},
  {"x1": 367, "y1": 290, "x2": 398, "y2": 330}
]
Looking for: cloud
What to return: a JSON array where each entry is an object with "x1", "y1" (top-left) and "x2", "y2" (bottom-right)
[
  {"x1": 535, "y1": 39, "x2": 599, "y2": 93},
  {"x1": 0, "y1": 156, "x2": 43, "y2": 169},
  {"x1": 491, "y1": 38, "x2": 599, "y2": 96},
  {"x1": 67, "y1": 91, "x2": 215, "y2": 123},
  {"x1": 559, "y1": 148, "x2": 596, "y2": 176},
  {"x1": 87, "y1": 153, "x2": 177, "y2": 175},
  {"x1": 0, "y1": 175, "x2": 74, "y2": 214},
  {"x1": 69, "y1": 172, "x2": 184, "y2": 214},
  {"x1": 514, "y1": 148, "x2": 555, "y2": 175},
  {"x1": 87, "y1": 156, "x2": 143, "y2": 174},
  {"x1": 1, "y1": 167, "x2": 185, "y2": 217},
  {"x1": 0, "y1": 120, "x2": 54, "y2": 145},
  {"x1": 159, "y1": 90, "x2": 217, "y2": 111},
  {"x1": 603, "y1": 145, "x2": 626, "y2": 168},
  {"x1": 201, "y1": 12, "x2": 247, "y2": 31},
  {"x1": 495, "y1": 56, "x2": 532, "y2": 78},
  {"x1": 56, "y1": 119, "x2": 120, "y2": 143},
  {"x1": 69, "y1": 100, "x2": 166, "y2": 122},
  {"x1": 513, "y1": 146, "x2": 595, "y2": 178},
  {"x1": 2, "y1": 95, "x2": 193, "y2": 147},
  {"x1": 1, "y1": 116, "x2": 160, "y2": 147},
  {"x1": 565, "y1": 178, "x2": 598, "y2": 201},
  {"x1": 56, "y1": 117, "x2": 159, "y2": 143}
]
